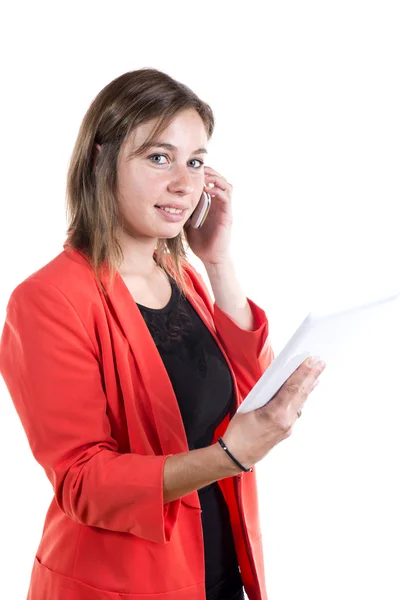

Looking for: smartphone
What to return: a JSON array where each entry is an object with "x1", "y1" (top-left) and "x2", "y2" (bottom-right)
[{"x1": 189, "y1": 191, "x2": 211, "y2": 228}]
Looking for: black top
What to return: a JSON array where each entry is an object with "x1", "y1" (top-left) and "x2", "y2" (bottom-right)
[{"x1": 136, "y1": 271, "x2": 243, "y2": 600}]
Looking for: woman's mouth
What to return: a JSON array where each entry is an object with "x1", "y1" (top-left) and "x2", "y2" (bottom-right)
[{"x1": 155, "y1": 206, "x2": 187, "y2": 222}]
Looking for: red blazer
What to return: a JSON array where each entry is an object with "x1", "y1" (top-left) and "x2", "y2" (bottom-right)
[{"x1": 0, "y1": 240, "x2": 275, "y2": 600}]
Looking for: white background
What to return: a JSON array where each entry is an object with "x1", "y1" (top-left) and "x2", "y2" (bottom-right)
[{"x1": 0, "y1": 1, "x2": 399, "y2": 599}]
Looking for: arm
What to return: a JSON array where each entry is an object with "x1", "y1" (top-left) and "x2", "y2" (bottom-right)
[
  {"x1": 163, "y1": 442, "x2": 241, "y2": 504},
  {"x1": 0, "y1": 279, "x2": 180, "y2": 545},
  {"x1": 203, "y1": 258, "x2": 256, "y2": 331},
  {"x1": 163, "y1": 259, "x2": 271, "y2": 500}
]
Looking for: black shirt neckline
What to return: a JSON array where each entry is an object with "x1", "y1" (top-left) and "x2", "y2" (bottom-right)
[{"x1": 135, "y1": 272, "x2": 178, "y2": 314}]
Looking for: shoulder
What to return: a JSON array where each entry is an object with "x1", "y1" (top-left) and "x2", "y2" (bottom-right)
[{"x1": 6, "y1": 247, "x2": 100, "y2": 315}]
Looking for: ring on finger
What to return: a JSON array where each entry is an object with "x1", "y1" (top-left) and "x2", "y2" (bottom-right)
[{"x1": 297, "y1": 408, "x2": 302, "y2": 418}]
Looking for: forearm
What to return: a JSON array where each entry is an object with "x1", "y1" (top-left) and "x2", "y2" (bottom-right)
[
  {"x1": 163, "y1": 441, "x2": 241, "y2": 504},
  {"x1": 203, "y1": 258, "x2": 255, "y2": 331}
]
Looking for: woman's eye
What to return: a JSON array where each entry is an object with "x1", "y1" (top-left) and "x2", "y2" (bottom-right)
[
  {"x1": 149, "y1": 154, "x2": 168, "y2": 164},
  {"x1": 189, "y1": 158, "x2": 204, "y2": 168},
  {"x1": 148, "y1": 154, "x2": 204, "y2": 168}
]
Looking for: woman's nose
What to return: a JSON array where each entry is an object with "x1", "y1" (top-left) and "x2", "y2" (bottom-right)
[{"x1": 168, "y1": 169, "x2": 195, "y2": 194}]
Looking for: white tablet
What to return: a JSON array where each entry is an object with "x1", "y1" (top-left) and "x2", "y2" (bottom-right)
[{"x1": 236, "y1": 287, "x2": 400, "y2": 414}]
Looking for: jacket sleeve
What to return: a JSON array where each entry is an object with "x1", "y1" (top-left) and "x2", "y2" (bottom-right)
[
  {"x1": 213, "y1": 298, "x2": 275, "y2": 403},
  {"x1": 184, "y1": 262, "x2": 275, "y2": 403},
  {"x1": 0, "y1": 279, "x2": 178, "y2": 545}
]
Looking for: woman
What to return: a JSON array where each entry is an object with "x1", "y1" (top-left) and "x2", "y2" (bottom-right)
[{"x1": 0, "y1": 68, "x2": 325, "y2": 600}]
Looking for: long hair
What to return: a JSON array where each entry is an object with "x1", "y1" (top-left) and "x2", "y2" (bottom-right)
[{"x1": 65, "y1": 68, "x2": 215, "y2": 297}]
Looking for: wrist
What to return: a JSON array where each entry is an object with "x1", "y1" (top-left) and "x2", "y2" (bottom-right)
[
  {"x1": 203, "y1": 257, "x2": 234, "y2": 272},
  {"x1": 211, "y1": 440, "x2": 244, "y2": 477},
  {"x1": 217, "y1": 437, "x2": 254, "y2": 473}
]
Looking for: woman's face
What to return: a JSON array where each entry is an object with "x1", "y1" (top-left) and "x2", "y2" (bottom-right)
[{"x1": 114, "y1": 108, "x2": 208, "y2": 242}]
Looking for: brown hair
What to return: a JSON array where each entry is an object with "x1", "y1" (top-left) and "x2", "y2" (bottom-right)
[{"x1": 65, "y1": 67, "x2": 215, "y2": 297}]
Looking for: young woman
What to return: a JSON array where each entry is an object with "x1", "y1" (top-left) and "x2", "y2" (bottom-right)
[{"x1": 0, "y1": 67, "x2": 325, "y2": 600}]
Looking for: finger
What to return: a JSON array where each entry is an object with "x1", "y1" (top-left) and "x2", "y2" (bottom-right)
[
  {"x1": 298, "y1": 361, "x2": 324, "y2": 405},
  {"x1": 295, "y1": 378, "x2": 320, "y2": 420},
  {"x1": 311, "y1": 379, "x2": 320, "y2": 391},
  {"x1": 205, "y1": 173, "x2": 230, "y2": 192},
  {"x1": 280, "y1": 359, "x2": 323, "y2": 398},
  {"x1": 204, "y1": 185, "x2": 231, "y2": 207},
  {"x1": 204, "y1": 184, "x2": 229, "y2": 200},
  {"x1": 299, "y1": 357, "x2": 326, "y2": 382},
  {"x1": 277, "y1": 358, "x2": 325, "y2": 414},
  {"x1": 204, "y1": 166, "x2": 222, "y2": 177}
]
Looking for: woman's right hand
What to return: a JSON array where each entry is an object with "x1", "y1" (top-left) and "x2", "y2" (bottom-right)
[{"x1": 221, "y1": 357, "x2": 326, "y2": 471}]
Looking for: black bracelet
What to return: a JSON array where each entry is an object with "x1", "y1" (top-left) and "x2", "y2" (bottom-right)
[{"x1": 217, "y1": 437, "x2": 253, "y2": 473}]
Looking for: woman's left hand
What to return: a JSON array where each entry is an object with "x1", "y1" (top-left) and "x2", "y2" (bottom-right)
[{"x1": 184, "y1": 166, "x2": 233, "y2": 265}]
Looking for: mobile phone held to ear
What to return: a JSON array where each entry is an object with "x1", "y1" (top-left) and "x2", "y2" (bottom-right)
[{"x1": 189, "y1": 191, "x2": 211, "y2": 228}]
